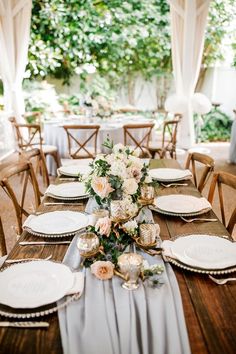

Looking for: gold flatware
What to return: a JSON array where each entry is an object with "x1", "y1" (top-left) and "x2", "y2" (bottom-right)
[
  {"x1": 209, "y1": 275, "x2": 236, "y2": 285},
  {"x1": 161, "y1": 183, "x2": 188, "y2": 188},
  {"x1": 180, "y1": 216, "x2": 218, "y2": 223},
  {"x1": 5, "y1": 255, "x2": 52, "y2": 264},
  {"x1": 19, "y1": 241, "x2": 71, "y2": 246},
  {"x1": 44, "y1": 202, "x2": 83, "y2": 206},
  {"x1": 0, "y1": 321, "x2": 49, "y2": 328},
  {"x1": 59, "y1": 178, "x2": 78, "y2": 181}
]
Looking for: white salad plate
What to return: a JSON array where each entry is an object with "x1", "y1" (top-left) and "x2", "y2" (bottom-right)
[
  {"x1": 149, "y1": 168, "x2": 192, "y2": 182},
  {"x1": 170, "y1": 235, "x2": 236, "y2": 269},
  {"x1": 153, "y1": 195, "x2": 212, "y2": 216},
  {"x1": 0, "y1": 261, "x2": 74, "y2": 308},
  {"x1": 23, "y1": 211, "x2": 90, "y2": 236},
  {"x1": 45, "y1": 182, "x2": 88, "y2": 200},
  {"x1": 57, "y1": 165, "x2": 91, "y2": 177}
]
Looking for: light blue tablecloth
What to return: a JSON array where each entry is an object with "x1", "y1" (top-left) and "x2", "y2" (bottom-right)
[{"x1": 58, "y1": 237, "x2": 191, "y2": 354}]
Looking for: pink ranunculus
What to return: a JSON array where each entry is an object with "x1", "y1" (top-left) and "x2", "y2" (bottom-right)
[
  {"x1": 95, "y1": 216, "x2": 112, "y2": 237},
  {"x1": 91, "y1": 176, "x2": 114, "y2": 199},
  {"x1": 90, "y1": 261, "x2": 114, "y2": 280}
]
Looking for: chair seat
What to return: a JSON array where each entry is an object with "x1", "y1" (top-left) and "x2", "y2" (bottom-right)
[
  {"x1": 40, "y1": 144, "x2": 58, "y2": 153},
  {"x1": 148, "y1": 141, "x2": 162, "y2": 151},
  {"x1": 71, "y1": 146, "x2": 101, "y2": 158}
]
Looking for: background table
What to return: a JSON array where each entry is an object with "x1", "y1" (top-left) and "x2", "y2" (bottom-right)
[
  {"x1": 0, "y1": 159, "x2": 235, "y2": 354},
  {"x1": 43, "y1": 115, "x2": 155, "y2": 175}
]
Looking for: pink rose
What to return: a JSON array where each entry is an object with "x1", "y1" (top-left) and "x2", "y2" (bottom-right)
[
  {"x1": 95, "y1": 216, "x2": 112, "y2": 237},
  {"x1": 91, "y1": 176, "x2": 114, "y2": 199},
  {"x1": 91, "y1": 261, "x2": 114, "y2": 280}
]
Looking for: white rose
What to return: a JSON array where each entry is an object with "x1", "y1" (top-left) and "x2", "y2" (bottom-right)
[
  {"x1": 144, "y1": 174, "x2": 153, "y2": 184},
  {"x1": 123, "y1": 178, "x2": 138, "y2": 195},
  {"x1": 123, "y1": 220, "x2": 138, "y2": 235},
  {"x1": 113, "y1": 143, "x2": 125, "y2": 154}
]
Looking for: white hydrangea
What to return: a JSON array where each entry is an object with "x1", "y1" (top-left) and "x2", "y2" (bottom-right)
[
  {"x1": 113, "y1": 143, "x2": 125, "y2": 154},
  {"x1": 123, "y1": 220, "x2": 138, "y2": 235},
  {"x1": 109, "y1": 160, "x2": 127, "y2": 178},
  {"x1": 144, "y1": 174, "x2": 153, "y2": 184}
]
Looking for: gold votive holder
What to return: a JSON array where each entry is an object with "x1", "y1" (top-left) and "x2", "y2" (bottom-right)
[
  {"x1": 140, "y1": 185, "x2": 155, "y2": 205},
  {"x1": 110, "y1": 200, "x2": 127, "y2": 221},
  {"x1": 117, "y1": 253, "x2": 143, "y2": 290},
  {"x1": 139, "y1": 223, "x2": 160, "y2": 246},
  {"x1": 76, "y1": 232, "x2": 100, "y2": 258},
  {"x1": 91, "y1": 208, "x2": 109, "y2": 225}
]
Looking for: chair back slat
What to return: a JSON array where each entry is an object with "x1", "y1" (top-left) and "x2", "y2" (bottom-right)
[
  {"x1": 123, "y1": 123, "x2": 154, "y2": 157},
  {"x1": 208, "y1": 171, "x2": 236, "y2": 235},
  {"x1": 0, "y1": 217, "x2": 7, "y2": 256},
  {"x1": 63, "y1": 125, "x2": 100, "y2": 159},
  {"x1": 0, "y1": 161, "x2": 41, "y2": 235},
  {"x1": 185, "y1": 152, "x2": 215, "y2": 193}
]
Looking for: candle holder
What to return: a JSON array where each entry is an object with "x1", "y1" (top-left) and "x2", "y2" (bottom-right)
[
  {"x1": 117, "y1": 253, "x2": 143, "y2": 290},
  {"x1": 91, "y1": 208, "x2": 109, "y2": 225},
  {"x1": 110, "y1": 200, "x2": 127, "y2": 222},
  {"x1": 139, "y1": 185, "x2": 155, "y2": 205},
  {"x1": 138, "y1": 223, "x2": 160, "y2": 247},
  {"x1": 76, "y1": 232, "x2": 100, "y2": 258}
]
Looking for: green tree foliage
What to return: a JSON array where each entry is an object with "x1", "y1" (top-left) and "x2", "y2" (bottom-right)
[{"x1": 27, "y1": 0, "x2": 234, "y2": 86}]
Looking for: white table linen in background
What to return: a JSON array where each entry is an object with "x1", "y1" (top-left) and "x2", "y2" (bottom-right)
[
  {"x1": 229, "y1": 119, "x2": 236, "y2": 164},
  {"x1": 44, "y1": 116, "x2": 155, "y2": 175}
]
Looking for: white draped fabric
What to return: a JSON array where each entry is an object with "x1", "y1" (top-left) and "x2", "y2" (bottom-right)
[
  {"x1": 0, "y1": 0, "x2": 32, "y2": 122},
  {"x1": 167, "y1": 0, "x2": 210, "y2": 148}
]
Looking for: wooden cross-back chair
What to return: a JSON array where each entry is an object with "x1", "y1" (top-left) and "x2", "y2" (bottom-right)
[
  {"x1": 208, "y1": 171, "x2": 236, "y2": 235},
  {"x1": 185, "y1": 152, "x2": 215, "y2": 193},
  {"x1": 9, "y1": 117, "x2": 60, "y2": 170},
  {"x1": 0, "y1": 216, "x2": 7, "y2": 257},
  {"x1": 0, "y1": 161, "x2": 41, "y2": 236},
  {"x1": 123, "y1": 123, "x2": 155, "y2": 158},
  {"x1": 63, "y1": 125, "x2": 100, "y2": 159},
  {"x1": 20, "y1": 148, "x2": 50, "y2": 190},
  {"x1": 148, "y1": 114, "x2": 181, "y2": 159}
]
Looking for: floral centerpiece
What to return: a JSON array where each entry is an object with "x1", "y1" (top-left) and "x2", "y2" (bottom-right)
[
  {"x1": 81, "y1": 140, "x2": 163, "y2": 286},
  {"x1": 85, "y1": 139, "x2": 152, "y2": 209}
]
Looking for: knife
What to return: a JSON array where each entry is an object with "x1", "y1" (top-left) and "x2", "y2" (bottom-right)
[
  {"x1": 19, "y1": 241, "x2": 71, "y2": 246},
  {"x1": 0, "y1": 321, "x2": 49, "y2": 328},
  {"x1": 44, "y1": 202, "x2": 84, "y2": 206}
]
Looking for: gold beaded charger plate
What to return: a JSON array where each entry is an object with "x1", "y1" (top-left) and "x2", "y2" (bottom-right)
[
  {"x1": 45, "y1": 182, "x2": 89, "y2": 200},
  {"x1": 165, "y1": 234, "x2": 236, "y2": 274},
  {"x1": 151, "y1": 195, "x2": 212, "y2": 217},
  {"x1": 23, "y1": 211, "x2": 90, "y2": 238},
  {"x1": 0, "y1": 261, "x2": 81, "y2": 319},
  {"x1": 149, "y1": 168, "x2": 192, "y2": 182},
  {"x1": 57, "y1": 165, "x2": 91, "y2": 177}
]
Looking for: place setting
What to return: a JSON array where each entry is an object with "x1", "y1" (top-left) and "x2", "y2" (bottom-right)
[
  {"x1": 22, "y1": 210, "x2": 93, "y2": 238},
  {"x1": 0, "y1": 259, "x2": 84, "y2": 320},
  {"x1": 149, "y1": 168, "x2": 192, "y2": 186},
  {"x1": 44, "y1": 181, "x2": 89, "y2": 202},
  {"x1": 57, "y1": 164, "x2": 91, "y2": 181},
  {"x1": 161, "y1": 234, "x2": 236, "y2": 275},
  {"x1": 150, "y1": 194, "x2": 213, "y2": 220}
]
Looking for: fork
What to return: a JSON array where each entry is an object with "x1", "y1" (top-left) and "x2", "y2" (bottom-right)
[
  {"x1": 180, "y1": 216, "x2": 218, "y2": 223},
  {"x1": 161, "y1": 183, "x2": 188, "y2": 188},
  {"x1": 209, "y1": 275, "x2": 236, "y2": 285}
]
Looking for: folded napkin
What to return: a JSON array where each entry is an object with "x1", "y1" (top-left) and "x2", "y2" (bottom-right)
[
  {"x1": 162, "y1": 240, "x2": 176, "y2": 261},
  {"x1": 23, "y1": 214, "x2": 35, "y2": 229},
  {"x1": 66, "y1": 272, "x2": 84, "y2": 296},
  {"x1": 154, "y1": 196, "x2": 212, "y2": 214}
]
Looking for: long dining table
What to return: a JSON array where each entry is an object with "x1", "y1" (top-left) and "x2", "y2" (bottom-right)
[{"x1": 0, "y1": 158, "x2": 236, "y2": 354}]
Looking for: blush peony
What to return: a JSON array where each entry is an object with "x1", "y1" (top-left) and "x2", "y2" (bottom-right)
[
  {"x1": 91, "y1": 261, "x2": 114, "y2": 280},
  {"x1": 91, "y1": 176, "x2": 114, "y2": 199}
]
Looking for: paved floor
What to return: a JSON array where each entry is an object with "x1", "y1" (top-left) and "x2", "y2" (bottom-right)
[{"x1": 0, "y1": 142, "x2": 235, "y2": 254}]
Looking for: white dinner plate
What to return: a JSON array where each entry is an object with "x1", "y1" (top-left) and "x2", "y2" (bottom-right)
[
  {"x1": 0, "y1": 261, "x2": 74, "y2": 308},
  {"x1": 149, "y1": 168, "x2": 192, "y2": 182},
  {"x1": 23, "y1": 211, "x2": 90, "y2": 236},
  {"x1": 170, "y1": 235, "x2": 236, "y2": 269},
  {"x1": 153, "y1": 195, "x2": 212, "y2": 215},
  {"x1": 57, "y1": 165, "x2": 91, "y2": 177},
  {"x1": 45, "y1": 182, "x2": 88, "y2": 200}
]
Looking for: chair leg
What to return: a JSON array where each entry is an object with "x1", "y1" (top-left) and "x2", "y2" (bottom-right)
[{"x1": 49, "y1": 150, "x2": 61, "y2": 169}]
